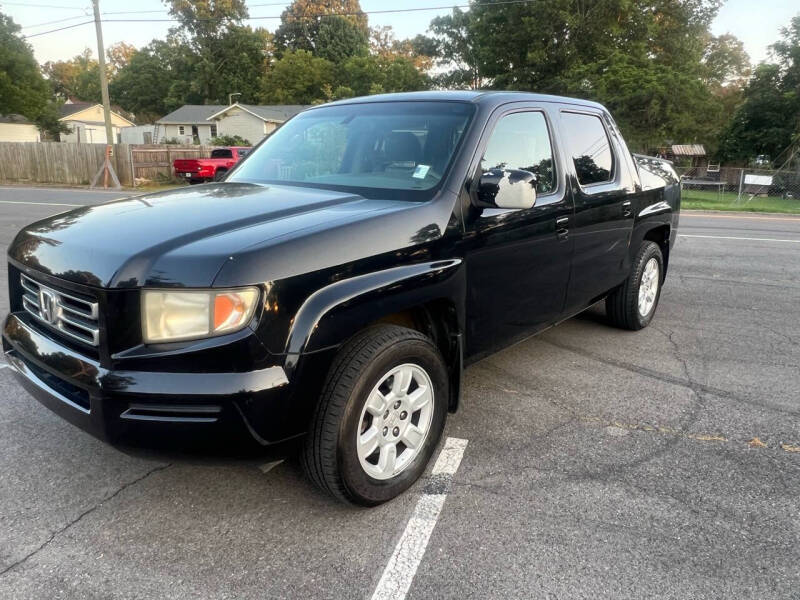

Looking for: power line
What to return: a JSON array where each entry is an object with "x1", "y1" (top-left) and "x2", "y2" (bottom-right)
[
  {"x1": 1, "y1": 1, "x2": 87, "y2": 9},
  {"x1": 21, "y1": 0, "x2": 541, "y2": 38},
  {"x1": 22, "y1": 20, "x2": 93, "y2": 38},
  {"x1": 100, "y1": 1, "x2": 534, "y2": 23},
  {"x1": 21, "y1": 14, "x2": 89, "y2": 29}
]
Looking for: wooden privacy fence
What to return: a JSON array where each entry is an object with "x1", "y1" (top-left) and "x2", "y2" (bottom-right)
[
  {"x1": 0, "y1": 142, "x2": 220, "y2": 188},
  {"x1": 130, "y1": 145, "x2": 214, "y2": 181}
]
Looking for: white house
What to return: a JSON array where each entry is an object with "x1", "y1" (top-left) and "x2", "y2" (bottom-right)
[
  {"x1": 207, "y1": 104, "x2": 309, "y2": 144},
  {"x1": 59, "y1": 101, "x2": 135, "y2": 144},
  {"x1": 120, "y1": 124, "x2": 157, "y2": 145},
  {"x1": 0, "y1": 114, "x2": 41, "y2": 142},
  {"x1": 155, "y1": 105, "x2": 226, "y2": 144},
  {"x1": 155, "y1": 104, "x2": 309, "y2": 145}
]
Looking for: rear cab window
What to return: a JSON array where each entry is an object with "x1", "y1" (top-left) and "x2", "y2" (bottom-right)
[
  {"x1": 560, "y1": 112, "x2": 615, "y2": 186},
  {"x1": 211, "y1": 149, "x2": 233, "y2": 159}
]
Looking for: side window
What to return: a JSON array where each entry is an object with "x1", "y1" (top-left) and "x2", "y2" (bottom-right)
[
  {"x1": 481, "y1": 111, "x2": 555, "y2": 195},
  {"x1": 560, "y1": 112, "x2": 614, "y2": 185}
]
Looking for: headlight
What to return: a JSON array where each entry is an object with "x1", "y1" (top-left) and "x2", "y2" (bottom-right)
[{"x1": 142, "y1": 287, "x2": 259, "y2": 343}]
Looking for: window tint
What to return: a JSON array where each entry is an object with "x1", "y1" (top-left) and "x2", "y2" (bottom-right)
[
  {"x1": 211, "y1": 149, "x2": 233, "y2": 158},
  {"x1": 560, "y1": 112, "x2": 614, "y2": 185},
  {"x1": 481, "y1": 112, "x2": 555, "y2": 194}
]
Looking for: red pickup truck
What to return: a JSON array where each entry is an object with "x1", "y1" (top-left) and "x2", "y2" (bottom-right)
[{"x1": 173, "y1": 147, "x2": 251, "y2": 184}]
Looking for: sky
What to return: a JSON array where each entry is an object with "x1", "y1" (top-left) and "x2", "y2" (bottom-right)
[{"x1": 2, "y1": 0, "x2": 797, "y2": 66}]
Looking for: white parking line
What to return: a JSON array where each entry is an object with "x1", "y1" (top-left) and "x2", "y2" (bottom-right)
[
  {"x1": 0, "y1": 200, "x2": 82, "y2": 207},
  {"x1": 371, "y1": 437, "x2": 468, "y2": 600},
  {"x1": 0, "y1": 363, "x2": 9, "y2": 370},
  {"x1": 679, "y1": 234, "x2": 800, "y2": 244}
]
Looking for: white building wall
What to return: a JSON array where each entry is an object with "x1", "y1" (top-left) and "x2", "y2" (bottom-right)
[
  {"x1": 120, "y1": 125, "x2": 156, "y2": 144},
  {"x1": 60, "y1": 122, "x2": 124, "y2": 144},
  {"x1": 0, "y1": 123, "x2": 40, "y2": 142},
  {"x1": 159, "y1": 123, "x2": 214, "y2": 144},
  {"x1": 216, "y1": 109, "x2": 268, "y2": 144}
]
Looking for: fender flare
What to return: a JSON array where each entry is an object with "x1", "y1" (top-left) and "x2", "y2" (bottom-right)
[{"x1": 282, "y1": 259, "x2": 464, "y2": 376}]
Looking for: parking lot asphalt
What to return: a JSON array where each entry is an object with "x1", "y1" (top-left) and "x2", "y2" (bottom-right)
[{"x1": 1, "y1": 186, "x2": 799, "y2": 599}]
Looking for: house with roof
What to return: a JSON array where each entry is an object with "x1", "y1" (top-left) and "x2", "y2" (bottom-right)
[
  {"x1": 0, "y1": 114, "x2": 41, "y2": 142},
  {"x1": 155, "y1": 104, "x2": 309, "y2": 145},
  {"x1": 155, "y1": 105, "x2": 225, "y2": 145},
  {"x1": 207, "y1": 104, "x2": 309, "y2": 144},
  {"x1": 58, "y1": 100, "x2": 135, "y2": 144}
]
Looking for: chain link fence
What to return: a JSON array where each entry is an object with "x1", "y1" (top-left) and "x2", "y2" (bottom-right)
[{"x1": 677, "y1": 165, "x2": 800, "y2": 211}]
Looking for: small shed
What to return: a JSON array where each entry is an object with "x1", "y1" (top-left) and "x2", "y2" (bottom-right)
[{"x1": 0, "y1": 114, "x2": 41, "y2": 142}]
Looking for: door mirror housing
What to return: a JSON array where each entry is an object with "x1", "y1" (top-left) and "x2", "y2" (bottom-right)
[{"x1": 475, "y1": 168, "x2": 537, "y2": 209}]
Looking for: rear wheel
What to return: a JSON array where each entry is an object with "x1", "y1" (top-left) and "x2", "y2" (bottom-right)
[
  {"x1": 302, "y1": 325, "x2": 448, "y2": 505},
  {"x1": 606, "y1": 241, "x2": 664, "y2": 330}
]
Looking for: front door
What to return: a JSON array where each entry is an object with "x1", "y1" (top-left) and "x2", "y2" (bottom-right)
[{"x1": 463, "y1": 108, "x2": 574, "y2": 359}]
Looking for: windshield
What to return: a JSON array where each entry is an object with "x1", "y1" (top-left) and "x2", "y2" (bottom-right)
[{"x1": 229, "y1": 101, "x2": 474, "y2": 200}]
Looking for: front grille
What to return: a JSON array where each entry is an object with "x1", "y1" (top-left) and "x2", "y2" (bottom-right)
[{"x1": 20, "y1": 274, "x2": 100, "y2": 346}]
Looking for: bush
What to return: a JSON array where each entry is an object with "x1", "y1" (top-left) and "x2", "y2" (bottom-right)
[{"x1": 209, "y1": 134, "x2": 251, "y2": 146}]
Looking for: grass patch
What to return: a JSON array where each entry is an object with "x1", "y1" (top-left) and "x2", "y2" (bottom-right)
[{"x1": 681, "y1": 188, "x2": 800, "y2": 214}]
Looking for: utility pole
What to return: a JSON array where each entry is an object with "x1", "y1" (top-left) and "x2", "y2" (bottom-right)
[
  {"x1": 89, "y1": 0, "x2": 120, "y2": 189},
  {"x1": 92, "y1": 0, "x2": 114, "y2": 147}
]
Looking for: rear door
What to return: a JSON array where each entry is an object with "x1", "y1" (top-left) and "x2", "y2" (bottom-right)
[
  {"x1": 463, "y1": 106, "x2": 574, "y2": 358},
  {"x1": 558, "y1": 109, "x2": 635, "y2": 310}
]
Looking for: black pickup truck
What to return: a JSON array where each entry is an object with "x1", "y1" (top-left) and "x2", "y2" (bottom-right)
[{"x1": 3, "y1": 92, "x2": 679, "y2": 505}]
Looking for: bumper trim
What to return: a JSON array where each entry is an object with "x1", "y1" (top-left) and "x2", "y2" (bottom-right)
[{"x1": 5, "y1": 349, "x2": 90, "y2": 414}]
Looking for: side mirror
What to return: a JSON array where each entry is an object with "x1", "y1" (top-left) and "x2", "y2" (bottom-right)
[{"x1": 476, "y1": 168, "x2": 537, "y2": 209}]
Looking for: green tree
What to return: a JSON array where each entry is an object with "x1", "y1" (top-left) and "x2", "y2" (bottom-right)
[
  {"x1": 719, "y1": 15, "x2": 800, "y2": 163},
  {"x1": 164, "y1": 0, "x2": 269, "y2": 104},
  {"x1": 42, "y1": 48, "x2": 101, "y2": 102},
  {"x1": 425, "y1": 0, "x2": 733, "y2": 151},
  {"x1": 261, "y1": 50, "x2": 335, "y2": 104},
  {"x1": 110, "y1": 40, "x2": 183, "y2": 122},
  {"x1": 314, "y1": 16, "x2": 369, "y2": 62},
  {"x1": 0, "y1": 12, "x2": 64, "y2": 136},
  {"x1": 274, "y1": 0, "x2": 368, "y2": 58}
]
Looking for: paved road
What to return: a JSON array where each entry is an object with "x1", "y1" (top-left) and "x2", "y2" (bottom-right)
[{"x1": 1, "y1": 187, "x2": 799, "y2": 599}]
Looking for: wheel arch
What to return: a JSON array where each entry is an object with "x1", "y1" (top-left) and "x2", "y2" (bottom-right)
[{"x1": 285, "y1": 259, "x2": 466, "y2": 411}]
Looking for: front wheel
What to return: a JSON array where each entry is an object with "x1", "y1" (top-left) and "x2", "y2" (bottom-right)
[
  {"x1": 606, "y1": 241, "x2": 664, "y2": 330},
  {"x1": 302, "y1": 325, "x2": 448, "y2": 505}
]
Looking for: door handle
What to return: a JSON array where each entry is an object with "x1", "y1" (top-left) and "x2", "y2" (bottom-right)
[
  {"x1": 622, "y1": 201, "x2": 632, "y2": 217},
  {"x1": 556, "y1": 216, "x2": 569, "y2": 241}
]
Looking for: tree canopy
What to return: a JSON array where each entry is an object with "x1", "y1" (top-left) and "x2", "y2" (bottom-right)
[
  {"x1": 3, "y1": 0, "x2": 797, "y2": 160},
  {"x1": 719, "y1": 16, "x2": 800, "y2": 164},
  {"x1": 0, "y1": 12, "x2": 65, "y2": 135}
]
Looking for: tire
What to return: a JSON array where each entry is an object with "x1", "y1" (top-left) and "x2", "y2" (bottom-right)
[
  {"x1": 213, "y1": 169, "x2": 227, "y2": 182},
  {"x1": 302, "y1": 324, "x2": 448, "y2": 506},
  {"x1": 606, "y1": 241, "x2": 664, "y2": 330}
]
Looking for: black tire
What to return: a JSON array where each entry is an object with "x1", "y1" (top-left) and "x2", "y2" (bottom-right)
[
  {"x1": 606, "y1": 241, "x2": 664, "y2": 330},
  {"x1": 302, "y1": 324, "x2": 448, "y2": 506},
  {"x1": 213, "y1": 169, "x2": 227, "y2": 182}
]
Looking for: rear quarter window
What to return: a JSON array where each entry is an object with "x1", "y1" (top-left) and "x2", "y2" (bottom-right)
[{"x1": 560, "y1": 112, "x2": 615, "y2": 186}]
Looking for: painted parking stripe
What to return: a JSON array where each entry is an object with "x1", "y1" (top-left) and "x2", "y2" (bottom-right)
[
  {"x1": 371, "y1": 437, "x2": 468, "y2": 600},
  {"x1": 679, "y1": 234, "x2": 800, "y2": 244},
  {"x1": 682, "y1": 213, "x2": 800, "y2": 222},
  {"x1": 0, "y1": 199, "x2": 82, "y2": 207},
  {"x1": 0, "y1": 363, "x2": 9, "y2": 369}
]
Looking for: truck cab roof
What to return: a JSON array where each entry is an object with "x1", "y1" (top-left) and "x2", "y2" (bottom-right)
[{"x1": 319, "y1": 90, "x2": 607, "y2": 112}]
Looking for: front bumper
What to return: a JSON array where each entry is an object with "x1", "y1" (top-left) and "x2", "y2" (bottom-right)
[{"x1": 2, "y1": 312, "x2": 295, "y2": 446}]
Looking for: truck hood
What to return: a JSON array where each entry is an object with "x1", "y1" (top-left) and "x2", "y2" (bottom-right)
[{"x1": 9, "y1": 183, "x2": 447, "y2": 288}]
